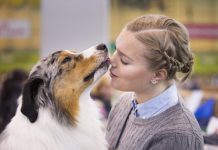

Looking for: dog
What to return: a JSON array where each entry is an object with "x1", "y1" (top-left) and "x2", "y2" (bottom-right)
[
  {"x1": 0, "y1": 44, "x2": 109, "y2": 150},
  {"x1": 0, "y1": 69, "x2": 28, "y2": 133}
]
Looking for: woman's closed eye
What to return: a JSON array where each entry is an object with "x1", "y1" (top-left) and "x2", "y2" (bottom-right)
[{"x1": 120, "y1": 56, "x2": 129, "y2": 65}]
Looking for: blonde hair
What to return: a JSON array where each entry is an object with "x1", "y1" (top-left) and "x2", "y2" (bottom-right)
[{"x1": 126, "y1": 14, "x2": 194, "y2": 82}]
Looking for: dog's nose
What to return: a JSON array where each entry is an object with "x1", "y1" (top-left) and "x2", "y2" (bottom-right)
[{"x1": 96, "y1": 43, "x2": 108, "y2": 52}]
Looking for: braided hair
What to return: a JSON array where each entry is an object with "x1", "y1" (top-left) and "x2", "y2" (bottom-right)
[{"x1": 126, "y1": 14, "x2": 194, "y2": 82}]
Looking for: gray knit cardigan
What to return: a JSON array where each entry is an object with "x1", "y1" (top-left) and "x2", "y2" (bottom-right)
[{"x1": 106, "y1": 93, "x2": 204, "y2": 150}]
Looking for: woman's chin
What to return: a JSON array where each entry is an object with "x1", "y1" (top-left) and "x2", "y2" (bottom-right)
[
  {"x1": 110, "y1": 82, "x2": 125, "y2": 91},
  {"x1": 110, "y1": 80, "x2": 120, "y2": 90}
]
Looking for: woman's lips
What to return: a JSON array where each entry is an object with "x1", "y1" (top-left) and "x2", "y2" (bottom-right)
[{"x1": 110, "y1": 70, "x2": 118, "y2": 78}]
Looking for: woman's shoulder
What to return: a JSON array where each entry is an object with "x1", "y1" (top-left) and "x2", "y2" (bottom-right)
[
  {"x1": 115, "y1": 92, "x2": 133, "y2": 106},
  {"x1": 150, "y1": 106, "x2": 204, "y2": 149},
  {"x1": 109, "y1": 92, "x2": 133, "y2": 112},
  {"x1": 106, "y1": 92, "x2": 133, "y2": 124},
  {"x1": 106, "y1": 92, "x2": 133, "y2": 140},
  {"x1": 155, "y1": 102, "x2": 203, "y2": 141}
]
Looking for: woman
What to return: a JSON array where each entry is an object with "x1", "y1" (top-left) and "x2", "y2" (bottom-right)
[{"x1": 106, "y1": 14, "x2": 204, "y2": 150}]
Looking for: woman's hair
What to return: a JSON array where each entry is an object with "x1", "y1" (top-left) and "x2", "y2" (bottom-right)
[{"x1": 126, "y1": 14, "x2": 194, "y2": 82}]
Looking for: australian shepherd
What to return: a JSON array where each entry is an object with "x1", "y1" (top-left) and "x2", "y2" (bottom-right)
[{"x1": 0, "y1": 44, "x2": 109, "y2": 150}]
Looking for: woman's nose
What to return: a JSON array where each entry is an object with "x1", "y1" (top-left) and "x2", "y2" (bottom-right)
[{"x1": 110, "y1": 53, "x2": 117, "y2": 68}]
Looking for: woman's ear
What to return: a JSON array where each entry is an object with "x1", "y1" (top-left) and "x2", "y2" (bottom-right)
[
  {"x1": 152, "y1": 69, "x2": 168, "y2": 82},
  {"x1": 21, "y1": 77, "x2": 44, "y2": 123}
]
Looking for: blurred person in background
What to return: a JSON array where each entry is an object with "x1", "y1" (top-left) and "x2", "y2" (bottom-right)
[
  {"x1": 203, "y1": 108, "x2": 218, "y2": 146},
  {"x1": 91, "y1": 74, "x2": 113, "y2": 122},
  {"x1": 106, "y1": 14, "x2": 204, "y2": 150},
  {"x1": 204, "y1": 129, "x2": 218, "y2": 146},
  {"x1": 0, "y1": 69, "x2": 28, "y2": 133}
]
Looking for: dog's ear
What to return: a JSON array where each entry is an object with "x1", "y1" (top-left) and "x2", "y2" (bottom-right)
[{"x1": 21, "y1": 77, "x2": 44, "y2": 123}]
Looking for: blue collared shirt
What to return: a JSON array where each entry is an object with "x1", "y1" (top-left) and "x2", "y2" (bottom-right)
[{"x1": 131, "y1": 84, "x2": 178, "y2": 119}]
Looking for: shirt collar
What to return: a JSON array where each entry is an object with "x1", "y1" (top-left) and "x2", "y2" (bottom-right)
[{"x1": 131, "y1": 83, "x2": 178, "y2": 119}]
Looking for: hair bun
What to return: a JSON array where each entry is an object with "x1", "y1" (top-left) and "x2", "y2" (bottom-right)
[
  {"x1": 181, "y1": 65, "x2": 190, "y2": 73},
  {"x1": 181, "y1": 60, "x2": 193, "y2": 73}
]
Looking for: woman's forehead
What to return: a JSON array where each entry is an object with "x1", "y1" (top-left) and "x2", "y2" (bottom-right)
[{"x1": 116, "y1": 30, "x2": 148, "y2": 62}]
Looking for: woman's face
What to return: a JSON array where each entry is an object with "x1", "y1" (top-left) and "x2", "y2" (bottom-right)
[{"x1": 110, "y1": 29, "x2": 155, "y2": 93}]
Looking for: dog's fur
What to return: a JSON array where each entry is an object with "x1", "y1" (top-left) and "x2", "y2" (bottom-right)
[{"x1": 0, "y1": 44, "x2": 109, "y2": 150}]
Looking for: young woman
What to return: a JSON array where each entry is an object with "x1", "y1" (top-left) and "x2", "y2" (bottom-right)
[{"x1": 106, "y1": 14, "x2": 204, "y2": 150}]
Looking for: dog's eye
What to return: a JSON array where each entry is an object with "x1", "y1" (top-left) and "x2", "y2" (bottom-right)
[{"x1": 61, "y1": 56, "x2": 72, "y2": 64}]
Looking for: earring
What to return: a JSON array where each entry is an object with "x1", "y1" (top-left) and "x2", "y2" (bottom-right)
[{"x1": 151, "y1": 79, "x2": 158, "y2": 85}]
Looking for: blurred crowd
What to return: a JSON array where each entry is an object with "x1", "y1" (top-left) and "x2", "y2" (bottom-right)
[{"x1": 179, "y1": 76, "x2": 218, "y2": 147}]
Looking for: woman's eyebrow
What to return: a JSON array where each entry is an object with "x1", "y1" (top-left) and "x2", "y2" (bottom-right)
[{"x1": 116, "y1": 49, "x2": 133, "y2": 61}]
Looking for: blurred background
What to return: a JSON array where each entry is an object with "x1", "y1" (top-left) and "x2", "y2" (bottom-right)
[{"x1": 0, "y1": 0, "x2": 218, "y2": 149}]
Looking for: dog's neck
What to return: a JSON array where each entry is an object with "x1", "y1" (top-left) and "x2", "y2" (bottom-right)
[{"x1": 1, "y1": 95, "x2": 106, "y2": 150}]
